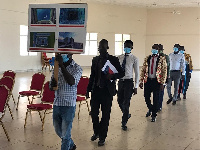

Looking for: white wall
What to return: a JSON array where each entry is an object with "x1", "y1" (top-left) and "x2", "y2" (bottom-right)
[
  {"x1": 146, "y1": 8, "x2": 200, "y2": 69},
  {"x1": 0, "y1": 1, "x2": 199, "y2": 72},
  {"x1": 0, "y1": 1, "x2": 147, "y2": 72}
]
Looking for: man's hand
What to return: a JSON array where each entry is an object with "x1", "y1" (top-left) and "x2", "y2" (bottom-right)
[
  {"x1": 160, "y1": 84, "x2": 164, "y2": 91},
  {"x1": 56, "y1": 54, "x2": 63, "y2": 67},
  {"x1": 50, "y1": 78, "x2": 57, "y2": 91},
  {"x1": 106, "y1": 74, "x2": 113, "y2": 80},
  {"x1": 133, "y1": 88, "x2": 137, "y2": 95},
  {"x1": 182, "y1": 75, "x2": 185, "y2": 80},
  {"x1": 139, "y1": 82, "x2": 143, "y2": 89},
  {"x1": 188, "y1": 73, "x2": 191, "y2": 78},
  {"x1": 86, "y1": 91, "x2": 90, "y2": 98}
]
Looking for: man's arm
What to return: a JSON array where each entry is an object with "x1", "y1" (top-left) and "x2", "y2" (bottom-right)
[
  {"x1": 87, "y1": 58, "x2": 96, "y2": 92},
  {"x1": 110, "y1": 57, "x2": 125, "y2": 80},
  {"x1": 56, "y1": 54, "x2": 75, "y2": 86},
  {"x1": 180, "y1": 55, "x2": 186, "y2": 76},
  {"x1": 133, "y1": 57, "x2": 139, "y2": 89}
]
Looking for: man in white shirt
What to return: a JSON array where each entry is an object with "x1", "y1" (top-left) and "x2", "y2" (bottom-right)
[
  {"x1": 117, "y1": 40, "x2": 139, "y2": 130},
  {"x1": 167, "y1": 44, "x2": 185, "y2": 105}
]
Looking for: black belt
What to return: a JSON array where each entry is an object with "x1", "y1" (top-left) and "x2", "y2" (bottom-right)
[
  {"x1": 119, "y1": 78, "x2": 133, "y2": 82},
  {"x1": 170, "y1": 70, "x2": 180, "y2": 72}
]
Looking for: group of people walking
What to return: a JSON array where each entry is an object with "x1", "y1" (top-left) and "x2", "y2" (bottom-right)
[{"x1": 49, "y1": 39, "x2": 193, "y2": 150}]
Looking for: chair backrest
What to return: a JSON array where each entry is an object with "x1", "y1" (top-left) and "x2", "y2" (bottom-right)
[
  {"x1": 30, "y1": 72, "x2": 45, "y2": 91},
  {"x1": 41, "y1": 81, "x2": 55, "y2": 103},
  {"x1": 3, "y1": 70, "x2": 16, "y2": 80},
  {"x1": 77, "y1": 76, "x2": 89, "y2": 95},
  {"x1": 49, "y1": 57, "x2": 55, "y2": 66},
  {"x1": 0, "y1": 76, "x2": 14, "y2": 91},
  {"x1": 0, "y1": 85, "x2": 9, "y2": 113}
]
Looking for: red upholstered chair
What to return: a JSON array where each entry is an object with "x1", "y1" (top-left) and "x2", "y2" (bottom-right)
[
  {"x1": 41, "y1": 52, "x2": 51, "y2": 71},
  {"x1": 24, "y1": 81, "x2": 55, "y2": 131},
  {"x1": 76, "y1": 76, "x2": 90, "y2": 119},
  {"x1": 0, "y1": 76, "x2": 16, "y2": 106},
  {"x1": 16, "y1": 72, "x2": 45, "y2": 110},
  {"x1": 0, "y1": 76, "x2": 15, "y2": 119},
  {"x1": 3, "y1": 70, "x2": 16, "y2": 80},
  {"x1": 0, "y1": 85, "x2": 11, "y2": 141}
]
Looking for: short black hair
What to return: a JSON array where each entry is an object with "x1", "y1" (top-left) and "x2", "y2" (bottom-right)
[
  {"x1": 100, "y1": 39, "x2": 108, "y2": 45},
  {"x1": 158, "y1": 44, "x2": 164, "y2": 50},
  {"x1": 179, "y1": 46, "x2": 185, "y2": 51},
  {"x1": 152, "y1": 44, "x2": 159, "y2": 50},
  {"x1": 174, "y1": 44, "x2": 180, "y2": 48},
  {"x1": 124, "y1": 40, "x2": 133, "y2": 46}
]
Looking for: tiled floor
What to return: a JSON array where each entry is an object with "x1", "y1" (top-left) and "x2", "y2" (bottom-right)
[{"x1": 0, "y1": 69, "x2": 199, "y2": 150}]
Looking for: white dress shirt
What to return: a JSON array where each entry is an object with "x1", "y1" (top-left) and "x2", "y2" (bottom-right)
[
  {"x1": 118, "y1": 53, "x2": 139, "y2": 88},
  {"x1": 169, "y1": 52, "x2": 185, "y2": 75}
]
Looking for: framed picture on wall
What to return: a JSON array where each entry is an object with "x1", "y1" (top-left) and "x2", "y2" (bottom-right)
[{"x1": 28, "y1": 3, "x2": 87, "y2": 54}]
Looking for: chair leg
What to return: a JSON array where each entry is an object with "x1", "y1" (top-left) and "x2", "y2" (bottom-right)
[
  {"x1": 86, "y1": 101, "x2": 90, "y2": 113},
  {"x1": 11, "y1": 94, "x2": 15, "y2": 105},
  {"x1": 78, "y1": 101, "x2": 81, "y2": 120},
  {"x1": 7, "y1": 104, "x2": 14, "y2": 119},
  {"x1": 16, "y1": 95, "x2": 20, "y2": 110},
  {"x1": 38, "y1": 111, "x2": 43, "y2": 123},
  {"x1": 1, "y1": 121, "x2": 10, "y2": 141},
  {"x1": 24, "y1": 109, "x2": 29, "y2": 128},
  {"x1": 41, "y1": 110, "x2": 47, "y2": 131}
]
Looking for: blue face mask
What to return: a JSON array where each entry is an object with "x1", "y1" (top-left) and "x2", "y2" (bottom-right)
[
  {"x1": 179, "y1": 50, "x2": 184, "y2": 54},
  {"x1": 151, "y1": 49, "x2": 158, "y2": 54},
  {"x1": 124, "y1": 47, "x2": 131, "y2": 53},
  {"x1": 173, "y1": 47, "x2": 179, "y2": 52},
  {"x1": 62, "y1": 54, "x2": 69, "y2": 63}
]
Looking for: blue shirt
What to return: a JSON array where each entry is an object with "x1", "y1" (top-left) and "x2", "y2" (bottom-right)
[
  {"x1": 51, "y1": 60, "x2": 82, "y2": 106},
  {"x1": 169, "y1": 53, "x2": 185, "y2": 75}
]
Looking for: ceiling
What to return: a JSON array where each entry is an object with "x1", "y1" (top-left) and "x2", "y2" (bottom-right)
[{"x1": 79, "y1": 0, "x2": 200, "y2": 8}]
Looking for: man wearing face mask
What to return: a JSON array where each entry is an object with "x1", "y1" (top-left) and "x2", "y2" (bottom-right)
[
  {"x1": 177, "y1": 46, "x2": 193, "y2": 100},
  {"x1": 158, "y1": 44, "x2": 170, "y2": 112},
  {"x1": 139, "y1": 44, "x2": 167, "y2": 122},
  {"x1": 86, "y1": 39, "x2": 124, "y2": 146},
  {"x1": 117, "y1": 40, "x2": 139, "y2": 131},
  {"x1": 166, "y1": 44, "x2": 185, "y2": 105},
  {"x1": 50, "y1": 53, "x2": 82, "y2": 150}
]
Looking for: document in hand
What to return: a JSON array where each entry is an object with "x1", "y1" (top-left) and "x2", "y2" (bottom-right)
[{"x1": 101, "y1": 60, "x2": 118, "y2": 75}]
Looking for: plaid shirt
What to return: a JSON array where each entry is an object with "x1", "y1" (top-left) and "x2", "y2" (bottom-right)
[{"x1": 51, "y1": 60, "x2": 82, "y2": 106}]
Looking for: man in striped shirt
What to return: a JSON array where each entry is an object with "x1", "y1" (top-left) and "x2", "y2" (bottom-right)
[{"x1": 50, "y1": 53, "x2": 82, "y2": 150}]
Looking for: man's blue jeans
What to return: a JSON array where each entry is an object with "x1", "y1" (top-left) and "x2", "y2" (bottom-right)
[{"x1": 53, "y1": 105, "x2": 76, "y2": 150}]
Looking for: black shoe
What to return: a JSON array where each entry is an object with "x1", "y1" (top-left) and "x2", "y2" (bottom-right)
[
  {"x1": 172, "y1": 101, "x2": 176, "y2": 105},
  {"x1": 98, "y1": 139, "x2": 105, "y2": 146},
  {"x1": 91, "y1": 134, "x2": 99, "y2": 141},
  {"x1": 177, "y1": 97, "x2": 181, "y2": 101},
  {"x1": 121, "y1": 125, "x2": 127, "y2": 131},
  {"x1": 167, "y1": 98, "x2": 172, "y2": 104},
  {"x1": 183, "y1": 94, "x2": 186, "y2": 99},
  {"x1": 158, "y1": 108, "x2": 162, "y2": 112},
  {"x1": 151, "y1": 116, "x2": 156, "y2": 122},
  {"x1": 128, "y1": 114, "x2": 131, "y2": 119},
  {"x1": 146, "y1": 110, "x2": 151, "y2": 117},
  {"x1": 70, "y1": 144, "x2": 76, "y2": 150}
]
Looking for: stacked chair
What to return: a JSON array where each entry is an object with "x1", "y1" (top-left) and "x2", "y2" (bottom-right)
[
  {"x1": 76, "y1": 76, "x2": 90, "y2": 119},
  {"x1": 16, "y1": 72, "x2": 45, "y2": 110},
  {"x1": 0, "y1": 85, "x2": 11, "y2": 141},
  {"x1": 24, "y1": 81, "x2": 55, "y2": 131}
]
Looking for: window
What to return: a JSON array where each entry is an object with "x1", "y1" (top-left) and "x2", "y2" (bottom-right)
[
  {"x1": 20, "y1": 25, "x2": 37, "y2": 56},
  {"x1": 115, "y1": 34, "x2": 130, "y2": 55},
  {"x1": 82, "y1": 33, "x2": 98, "y2": 55}
]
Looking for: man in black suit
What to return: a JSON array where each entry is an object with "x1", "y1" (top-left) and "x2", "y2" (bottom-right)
[{"x1": 86, "y1": 39, "x2": 124, "y2": 146}]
